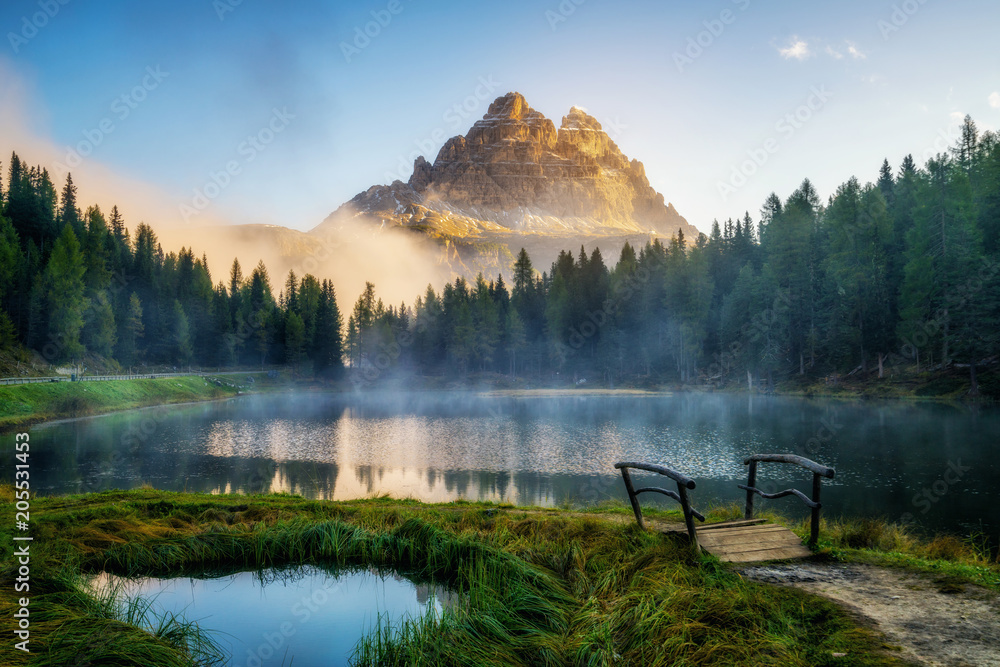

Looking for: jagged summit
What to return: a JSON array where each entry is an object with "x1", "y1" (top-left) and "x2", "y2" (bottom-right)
[
  {"x1": 317, "y1": 92, "x2": 696, "y2": 243},
  {"x1": 561, "y1": 106, "x2": 602, "y2": 131},
  {"x1": 482, "y1": 91, "x2": 537, "y2": 120}
]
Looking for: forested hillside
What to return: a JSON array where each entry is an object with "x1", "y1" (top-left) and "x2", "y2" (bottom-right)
[
  {"x1": 1, "y1": 115, "x2": 998, "y2": 392},
  {"x1": 345, "y1": 115, "x2": 1000, "y2": 393},
  {"x1": 0, "y1": 153, "x2": 343, "y2": 376}
]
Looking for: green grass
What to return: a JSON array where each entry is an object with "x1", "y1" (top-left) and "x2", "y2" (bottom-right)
[
  {"x1": 769, "y1": 364, "x2": 999, "y2": 402},
  {"x1": 1, "y1": 489, "x2": 967, "y2": 666},
  {"x1": 804, "y1": 515, "x2": 1000, "y2": 590},
  {"x1": 0, "y1": 374, "x2": 275, "y2": 429}
]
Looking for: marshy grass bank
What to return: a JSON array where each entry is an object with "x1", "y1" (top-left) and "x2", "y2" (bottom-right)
[
  {"x1": 0, "y1": 373, "x2": 282, "y2": 430},
  {"x1": 2, "y1": 488, "x2": 997, "y2": 666}
]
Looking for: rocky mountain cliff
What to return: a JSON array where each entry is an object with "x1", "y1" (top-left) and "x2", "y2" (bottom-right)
[
  {"x1": 315, "y1": 92, "x2": 697, "y2": 245},
  {"x1": 160, "y1": 93, "x2": 699, "y2": 307}
]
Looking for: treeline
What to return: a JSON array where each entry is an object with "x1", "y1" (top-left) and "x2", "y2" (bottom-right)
[
  {"x1": 2, "y1": 114, "x2": 998, "y2": 390},
  {"x1": 0, "y1": 153, "x2": 343, "y2": 375},
  {"x1": 346, "y1": 115, "x2": 1000, "y2": 392}
]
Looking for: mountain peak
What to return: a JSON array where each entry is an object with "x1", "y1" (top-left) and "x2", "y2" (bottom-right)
[
  {"x1": 485, "y1": 92, "x2": 532, "y2": 120},
  {"x1": 329, "y1": 93, "x2": 696, "y2": 243},
  {"x1": 561, "y1": 106, "x2": 603, "y2": 132}
]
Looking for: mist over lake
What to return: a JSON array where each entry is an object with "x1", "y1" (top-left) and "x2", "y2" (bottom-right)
[{"x1": 17, "y1": 392, "x2": 998, "y2": 540}]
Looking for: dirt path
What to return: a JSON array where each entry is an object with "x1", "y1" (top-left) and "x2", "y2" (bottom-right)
[
  {"x1": 740, "y1": 563, "x2": 1000, "y2": 666},
  {"x1": 504, "y1": 510, "x2": 1000, "y2": 664}
]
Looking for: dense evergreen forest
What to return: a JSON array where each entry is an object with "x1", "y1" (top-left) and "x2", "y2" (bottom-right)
[
  {"x1": 0, "y1": 153, "x2": 344, "y2": 377},
  {"x1": 1, "y1": 115, "x2": 998, "y2": 391}
]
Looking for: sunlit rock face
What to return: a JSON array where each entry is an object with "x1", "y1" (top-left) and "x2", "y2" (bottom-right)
[{"x1": 319, "y1": 92, "x2": 696, "y2": 241}]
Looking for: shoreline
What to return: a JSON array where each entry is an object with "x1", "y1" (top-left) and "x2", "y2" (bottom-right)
[
  {"x1": 2, "y1": 488, "x2": 995, "y2": 665},
  {"x1": 0, "y1": 373, "x2": 277, "y2": 432},
  {"x1": 3, "y1": 375, "x2": 991, "y2": 434}
]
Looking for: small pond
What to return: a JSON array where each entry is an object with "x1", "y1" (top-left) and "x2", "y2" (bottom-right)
[{"x1": 90, "y1": 566, "x2": 450, "y2": 666}]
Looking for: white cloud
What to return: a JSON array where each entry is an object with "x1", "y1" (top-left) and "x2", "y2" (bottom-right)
[
  {"x1": 778, "y1": 38, "x2": 810, "y2": 60},
  {"x1": 990, "y1": 91, "x2": 1000, "y2": 109},
  {"x1": 847, "y1": 43, "x2": 866, "y2": 59},
  {"x1": 825, "y1": 46, "x2": 843, "y2": 60}
]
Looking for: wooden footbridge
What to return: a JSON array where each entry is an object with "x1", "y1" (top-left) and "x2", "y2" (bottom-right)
[{"x1": 614, "y1": 455, "x2": 835, "y2": 563}]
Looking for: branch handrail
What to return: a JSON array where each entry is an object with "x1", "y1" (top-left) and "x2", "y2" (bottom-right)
[
  {"x1": 614, "y1": 461, "x2": 704, "y2": 552},
  {"x1": 740, "y1": 453, "x2": 835, "y2": 546},
  {"x1": 614, "y1": 461, "x2": 697, "y2": 489},
  {"x1": 743, "y1": 454, "x2": 835, "y2": 478}
]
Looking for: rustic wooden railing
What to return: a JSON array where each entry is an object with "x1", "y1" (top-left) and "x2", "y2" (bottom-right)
[
  {"x1": 614, "y1": 461, "x2": 706, "y2": 552},
  {"x1": 739, "y1": 454, "x2": 836, "y2": 546}
]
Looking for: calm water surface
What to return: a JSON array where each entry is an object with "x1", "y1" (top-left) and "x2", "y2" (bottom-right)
[
  {"x1": 11, "y1": 392, "x2": 1000, "y2": 538},
  {"x1": 91, "y1": 566, "x2": 445, "y2": 667}
]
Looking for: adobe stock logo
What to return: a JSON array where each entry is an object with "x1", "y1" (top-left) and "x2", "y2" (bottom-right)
[
  {"x1": 7, "y1": 0, "x2": 71, "y2": 54},
  {"x1": 672, "y1": 0, "x2": 751, "y2": 73},
  {"x1": 911, "y1": 460, "x2": 971, "y2": 515},
  {"x1": 877, "y1": 0, "x2": 930, "y2": 40},
  {"x1": 54, "y1": 66, "x2": 170, "y2": 179},
  {"x1": 179, "y1": 107, "x2": 295, "y2": 221},
  {"x1": 339, "y1": 0, "x2": 405, "y2": 63},
  {"x1": 716, "y1": 85, "x2": 832, "y2": 202}
]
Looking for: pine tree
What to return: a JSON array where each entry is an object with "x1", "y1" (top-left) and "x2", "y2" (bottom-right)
[
  {"x1": 345, "y1": 315, "x2": 359, "y2": 366},
  {"x1": 0, "y1": 213, "x2": 21, "y2": 349},
  {"x1": 413, "y1": 285, "x2": 444, "y2": 369},
  {"x1": 41, "y1": 224, "x2": 88, "y2": 362},
  {"x1": 109, "y1": 205, "x2": 126, "y2": 242},
  {"x1": 512, "y1": 248, "x2": 534, "y2": 299},
  {"x1": 118, "y1": 292, "x2": 144, "y2": 368},
  {"x1": 471, "y1": 274, "x2": 498, "y2": 371},
  {"x1": 759, "y1": 192, "x2": 783, "y2": 246},
  {"x1": 229, "y1": 258, "x2": 244, "y2": 300},
  {"x1": 0, "y1": 213, "x2": 21, "y2": 305},
  {"x1": 172, "y1": 300, "x2": 193, "y2": 366},
  {"x1": 313, "y1": 280, "x2": 343, "y2": 379},
  {"x1": 504, "y1": 308, "x2": 526, "y2": 376},
  {"x1": 284, "y1": 270, "x2": 299, "y2": 314},
  {"x1": 898, "y1": 155, "x2": 982, "y2": 369},
  {"x1": 284, "y1": 311, "x2": 305, "y2": 366},
  {"x1": 84, "y1": 290, "x2": 117, "y2": 357},
  {"x1": 764, "y1": 180, "x2": 818, "y2": 374},
  {"x1": 298, "y1": 274, "x2": 322, "y2": 352},
  {"x1": 951, "y1": 115, "x2": 978, "y2": 175},
  {"x1": 59, "y1": 173, "x2": 82, "y2": 237},
  {"x1": 877, "y1": 158, "x2": 895, "y2": 208},
  {"x1": 350, "y1": 282, "x2": 379, "y2": 363},
  {"x1": 823, "y1": 178, "x2": 893, "y2": 372},
  {"x1": 248, "y1": 260, "x2": 274, "y2": 368},
  {"x1": 82, "y1": 206, "x2": 111, "y2": 289}
]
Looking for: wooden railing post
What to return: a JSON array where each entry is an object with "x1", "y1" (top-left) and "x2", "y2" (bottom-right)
[
  {"x1": 620, "y1": 467, "x2": 645, "y2": 530},
  {"x1": 741, "y1": 454, "x2": 834, "y2": 548},
  {"x1": 677, "y1": 484, "x2": 700, "y2": 553},
  {"x1": 810, "y1": 472, "x2": 821, "y2": 547},
  {"x1": 614, "y1": 462, "x2": 705, "y2": 552},
  {"x1": 745, "y1": 460, "x2": 758, "y2": 520}
]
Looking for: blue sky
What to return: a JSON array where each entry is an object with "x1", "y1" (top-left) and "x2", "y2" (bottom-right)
[{"x1": 2, "y1": 0, "x2": 999, "y2": 234}]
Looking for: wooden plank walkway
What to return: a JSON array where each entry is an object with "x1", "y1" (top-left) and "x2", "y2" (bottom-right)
[{"x1": 693, "y1": 519, "x2": 812, "y2": 563}]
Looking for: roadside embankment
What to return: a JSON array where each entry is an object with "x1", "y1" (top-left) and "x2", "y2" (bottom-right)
[{"x1": 0, "y1": 374, "x2": 274, "y2": 430}]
